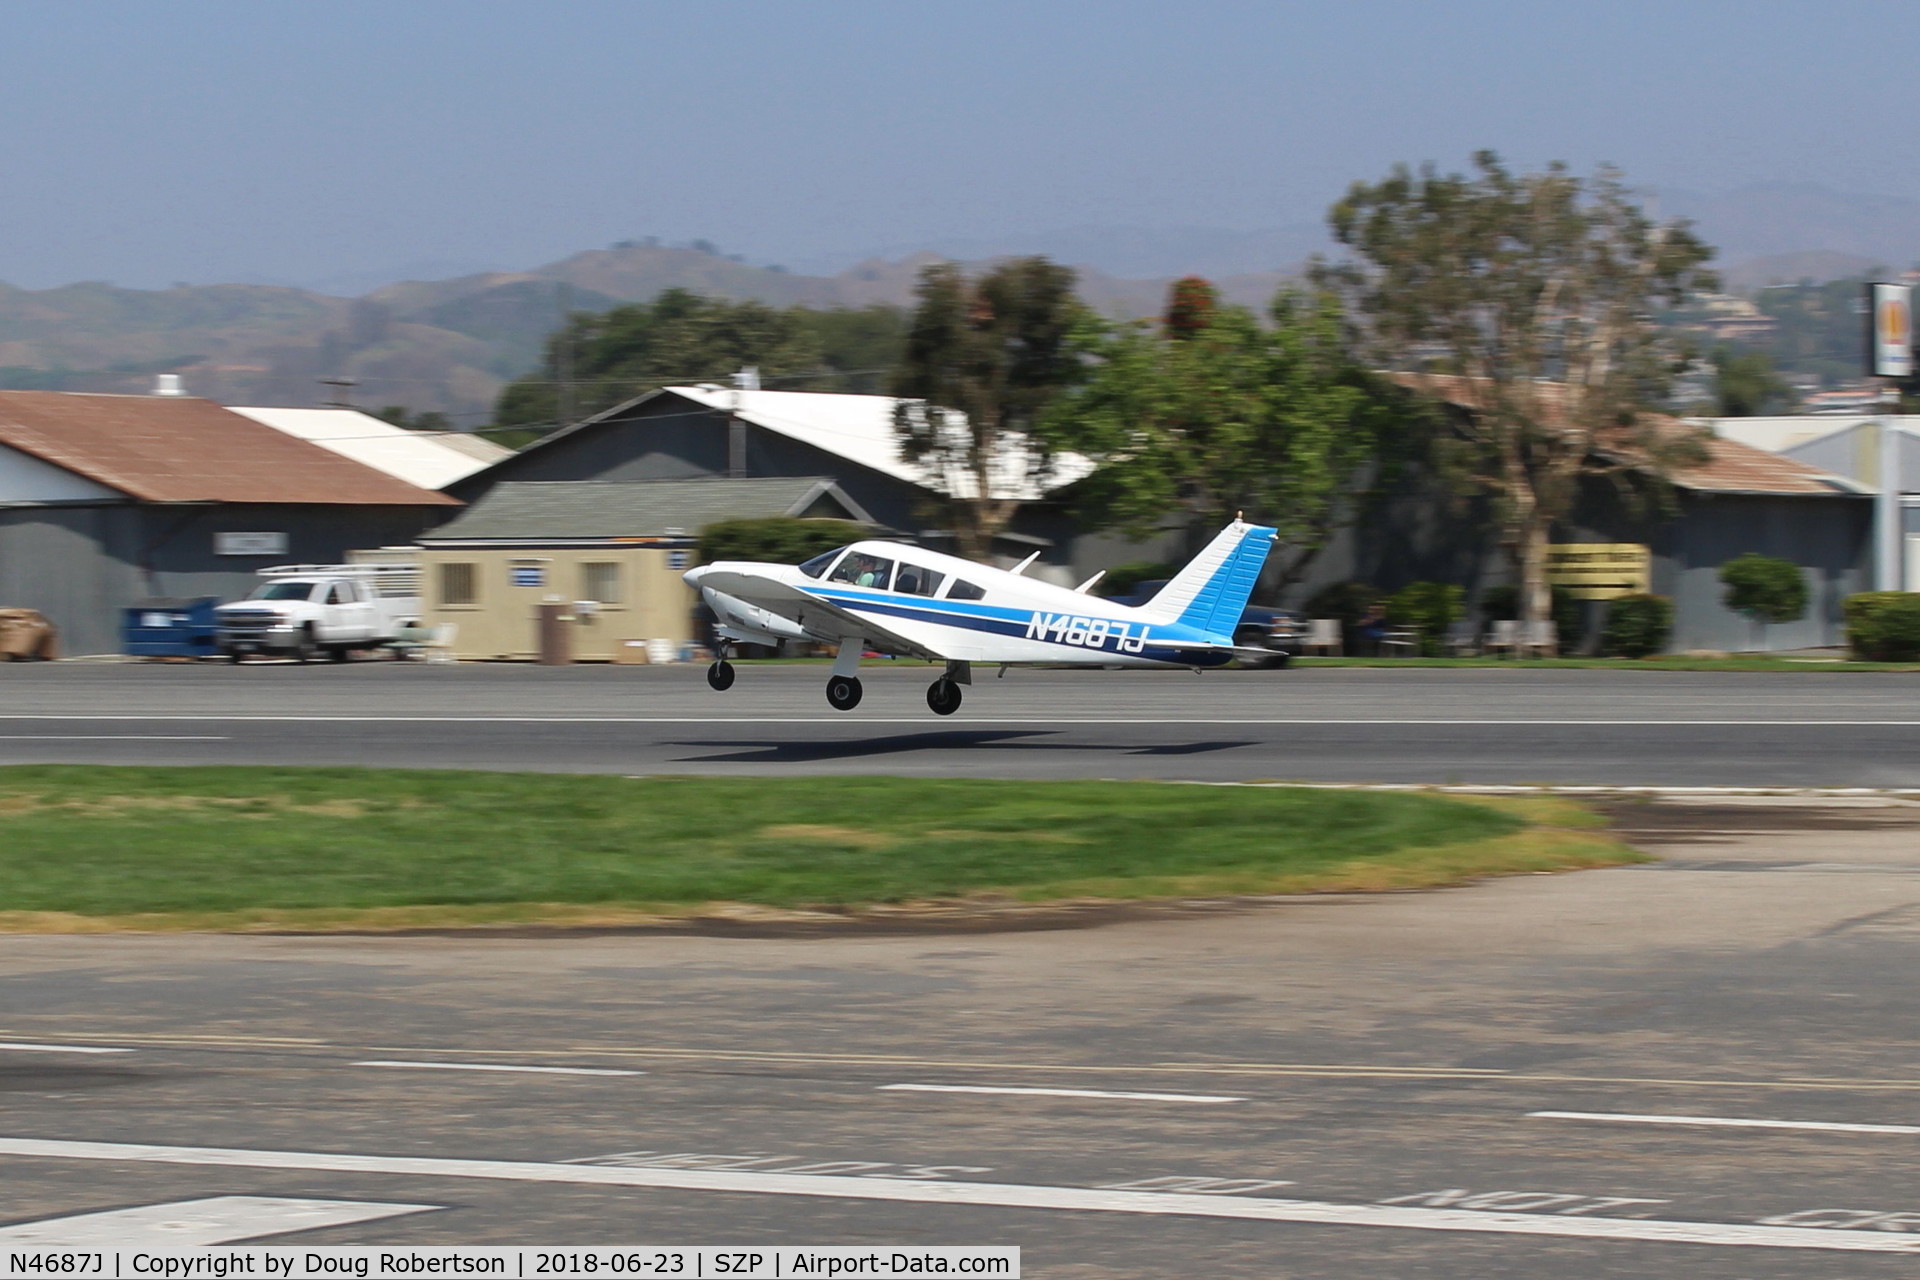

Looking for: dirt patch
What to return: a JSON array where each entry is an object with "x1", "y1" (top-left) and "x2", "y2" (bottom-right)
[{"x1": 756, "y1": 823, "x2": 895, "y2": 849}]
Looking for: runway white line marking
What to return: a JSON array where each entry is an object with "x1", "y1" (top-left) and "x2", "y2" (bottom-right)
[
  {"x1": 0, "y1": 715, "x2": 1914, "y2": 726},
  {"x1": 0, "y1": 1136, "x2": 1913, "y2": 1254},
  {"x1": 0, "y1": 1043, "x2": 133, "y2": 1055},
  {"x1": 0, "y1": 1195, "x2": 439, "y2": 1246},
  {"x1": 1533, "y1": 1110, "x2": 1920, "y2": 1135},
  {"x1": 0, "y1": 735, "x2": 229, "y2": 741},
  {"x1": 355, "y1": 1060, "x2": 642, "y2": 1077},
  {"x1": 881, "y1": 1083, "x2": 1243, "y2": 1103}
]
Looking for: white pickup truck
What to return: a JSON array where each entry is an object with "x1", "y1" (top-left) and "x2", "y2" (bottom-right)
[{"x1": 214, "y1": 564, "x2": 422, "y2": 663}]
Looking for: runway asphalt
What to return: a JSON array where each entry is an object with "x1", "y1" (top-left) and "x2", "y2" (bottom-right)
[
  {"x1": 1, "y1": 660, "x2": 1916, "y2": 785},
  {"x1": 4, "y1": 798, "x2": 1920, "y2": 1276}
]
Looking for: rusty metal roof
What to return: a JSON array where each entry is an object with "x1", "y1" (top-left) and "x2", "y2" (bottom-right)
[
  {"x1": 0, "y1": 391, "x2": 457, "y2": 505},
  {"x1": 1391, "y1": 373, "x2": 1857, "y2": 497}
]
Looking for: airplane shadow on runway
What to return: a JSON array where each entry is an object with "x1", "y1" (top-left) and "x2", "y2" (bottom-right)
[{"x1": 669, "y1": 729, "x2": 1257, "y2": 764}]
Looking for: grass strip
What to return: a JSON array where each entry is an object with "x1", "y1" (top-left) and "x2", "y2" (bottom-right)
[{"x1": 0, "y1": 767, "x2": 1643, "y2": 932}]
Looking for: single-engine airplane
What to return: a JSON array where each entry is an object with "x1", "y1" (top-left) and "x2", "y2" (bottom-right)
[{"x1": 683, "y1": 518, "x2": 1278, "y2": 714}]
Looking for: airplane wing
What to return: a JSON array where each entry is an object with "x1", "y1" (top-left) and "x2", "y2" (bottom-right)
[{"x1": 694, "y1": 570, "x2": 951, "y2": 662}]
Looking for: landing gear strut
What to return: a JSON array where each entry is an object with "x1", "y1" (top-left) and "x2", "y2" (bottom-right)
[
  {"x1": 826, "y1": 675, "x2": 863, "y2": 711},
  {"x1": 926, "y1": 678, "x2": 962, "y2": 716}
]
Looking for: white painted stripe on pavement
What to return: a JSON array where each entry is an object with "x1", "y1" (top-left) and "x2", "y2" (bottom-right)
[
  {"x1": 356, "y1": 1060, "x2": 642, "y2": 1077},
  {"x1": 0, "y1": 1043, "x2": 132, "y2": 1055},
  {"x1": 1533, "y1": 1110, "x2": 1920, "y2": 1135},
  {"x1": 0, "y1": 1136, "x2": 1913, "y2": 1253},
  {"x1": 0, "y1": 736, "x2": 229, "y2": 741},
  {"x1": 0, "y1": 715, "x2": 1915, "y2": 726},
  {"x1": 882, "y1": 1083, "x2": 1243, "y2": 1103},
  {"x1": 0, "y1": 1196, "x2": 439, "y2": 1246}
]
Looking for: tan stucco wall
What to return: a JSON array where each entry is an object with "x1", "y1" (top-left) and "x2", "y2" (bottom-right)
[{"x1": 419, "y1": 546, "x2": 694, "y2": 661}]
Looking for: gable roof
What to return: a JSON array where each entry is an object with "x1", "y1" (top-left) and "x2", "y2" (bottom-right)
[
  {"x1": 421, "y1": 477, "x2": 872, "y2": 541},
  {"x1": 229, "y1": 406, "x2": 509, "y2": 490},
  {"x1": 1393, "y1": 373, "x2": 1860, "y2": 497},
  {"x1": 481, "y1": 386, "x2": 1094, "y2": 500},
  {"x1": 0, "y1": 391, "x2": 457, "y2": 505}
]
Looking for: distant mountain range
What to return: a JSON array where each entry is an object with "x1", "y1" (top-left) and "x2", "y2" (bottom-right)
[
  {"x1": 1, "y1": 180, "x2": 1914, "y2": 421},
  {"x1": 0, "y1": 246, "x2": 1294, "y2": 421}
]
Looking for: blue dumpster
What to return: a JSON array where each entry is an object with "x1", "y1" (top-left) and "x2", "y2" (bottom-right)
[{"x1": 123, "y1": 597, "x2": 221, "y2": 659}]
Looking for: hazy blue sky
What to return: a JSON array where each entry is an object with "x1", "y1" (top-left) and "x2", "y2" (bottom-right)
[{"x1": 2, "y1": 0, "x2": 1914, "y2": 290}]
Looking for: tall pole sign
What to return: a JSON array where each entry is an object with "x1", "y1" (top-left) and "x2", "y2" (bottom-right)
[
  {"x1": 1867, "y1": 282, "x2": 1912, "y2": 589},
  {"x1": 1867, "y1": 281, "x2": 1913, "y2": 377}
]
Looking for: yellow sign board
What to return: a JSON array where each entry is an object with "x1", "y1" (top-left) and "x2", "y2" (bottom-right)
[{"x1": 1545, "y1": 543, "x2": 1650, "y2": 600}]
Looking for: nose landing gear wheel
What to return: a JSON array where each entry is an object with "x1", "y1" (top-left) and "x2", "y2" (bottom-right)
[
  {"x1": 826, "y1": 675, "x2": 863, "y2": 711},
  {"x1": 927, "y1": 678, "x2": 962, "y2": 716},
  {"x1": 706, "y1": 660, "x2": 735, "y2": 691}
]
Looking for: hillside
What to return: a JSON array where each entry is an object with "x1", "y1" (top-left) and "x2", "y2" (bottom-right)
[{"x1": 0, "y1": 247, "x2": 1300, "y2": 422}]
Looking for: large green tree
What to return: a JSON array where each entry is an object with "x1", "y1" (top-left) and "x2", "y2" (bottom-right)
[
  {"x1": 1317, "y1": 152, "x2": 1717, "y2": 626},
  {"x1": 1043, "y1": 279, "x2": 1408, "y2": 582},
  {"x1": 890, "y1": 257, "x2": 1082, "y2": 560},
  {"x1": 494, "y1": 290, "x2": 906, "y2": 435}
]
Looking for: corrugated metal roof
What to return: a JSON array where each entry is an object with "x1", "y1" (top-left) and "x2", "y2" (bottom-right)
[
  {"x1": 229, "y1": 406, "x2": 510, "y2": 490},
  {"x1": 0, "y1": 391, "x2": 458, "y2": 506},
  {"x1": 421, "y1": 477, "x2": 868, "y2": 541},
  {"x1": 1393, "y1": 373, "x2": 1857, "y2": 496}
]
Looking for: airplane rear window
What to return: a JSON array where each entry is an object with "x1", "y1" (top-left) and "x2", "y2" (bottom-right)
[
  {"x1": 828, "y1": 553, "x2": 893, "y2": 589},
  {"x1": 798, "y1": 548, "x2": 845, "y2": 579},
  {"x1": 893, "y1": 565, "x2": 945, "y2": 597},
  {"x1": 947, "y1": 580, "x2": 985, "y2": 601}
]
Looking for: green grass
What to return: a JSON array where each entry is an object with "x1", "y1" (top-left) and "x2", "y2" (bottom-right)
[
  {"x1": 0, "y1": 767, "x2": 1638, "y2": 931},
  {"x1": 1293, "y1": 656, "x2": 1920, "y2": 672}
]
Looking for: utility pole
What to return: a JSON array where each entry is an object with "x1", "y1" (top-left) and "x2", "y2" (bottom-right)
[
  {"x1": 1867, "y1": 281, "x2": 1912, "y2": 590},
  {"x1": 555, "y1": 281, "x2": 576, "y2": 431}
]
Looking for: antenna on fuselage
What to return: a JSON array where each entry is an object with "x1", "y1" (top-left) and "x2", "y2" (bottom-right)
[
  {"x1": 1008, "y1": 550, "x2": 1042, "y2": 576},
  {"x1": 1073, "y1": 570, "x2": 1105, "y2": 594}
]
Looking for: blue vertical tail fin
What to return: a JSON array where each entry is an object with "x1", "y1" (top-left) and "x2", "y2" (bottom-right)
[{"x1": 1140, "y1": 520, "x2": 1278, "y2": 638}]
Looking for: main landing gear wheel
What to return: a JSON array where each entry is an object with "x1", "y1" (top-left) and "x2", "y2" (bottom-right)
[
  {"x1": 927, "y1": 678, "x2": 963, "y2": 716},
  {"x1": 706, "y1": 660, "x2": 736, "y2": 691},
  {"x1": 826, "y1": 675, "x2": 863, "y2": 711}
]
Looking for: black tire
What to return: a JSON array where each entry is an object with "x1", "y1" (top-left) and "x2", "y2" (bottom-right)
[
  {"x1": 706, "y1": 660, "x2": 736, "y2": 691},
  {"x1": 293, "y1": 627, "x2": 319, "y2": 664},
  {"x1": 927, "y1": 679, "x2": 962, "y2": 716},
  {"x1": 826, "y1": 675, "x2": 863, "y2": 711},
  {"x1": 327, "y1": 646, "x2": 349, "y2": 664},
  {"x1": 1234, "y1": 628, "x2": 1281, "y2": 670},
  {"x1": 223, "y1": 649, "x2": 243, "y2": 665}
]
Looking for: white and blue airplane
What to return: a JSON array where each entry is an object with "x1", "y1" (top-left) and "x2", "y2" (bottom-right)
[{"x1": 683, "y1": 518, "x2": 1278, "y2": 714}]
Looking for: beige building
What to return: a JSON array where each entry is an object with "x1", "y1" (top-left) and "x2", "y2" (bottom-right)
[{"x1": 416, "y1": 476, "x2": 872, "y2": 661}]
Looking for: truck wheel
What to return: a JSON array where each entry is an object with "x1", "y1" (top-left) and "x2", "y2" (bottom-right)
[
  {"x1": 223, "y1": 648, "x2": 244, "y2": 665},
  {"x1": 293, "y1": 627, "x2": 319, "y2": 664},
  {"x1": 1234, "y1": 627, "x2": 1280, "y2": 670}
]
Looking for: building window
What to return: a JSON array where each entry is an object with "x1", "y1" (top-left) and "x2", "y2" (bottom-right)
[
  {"x1": 439, "y1": 562, "x2": 477, "y2": 606},
  {"x1": 580, "y1": 562, "x2": 622, "y2": 605},
  {"x1": 510, "y1": 562, "x2": 546, "y2": 588}
]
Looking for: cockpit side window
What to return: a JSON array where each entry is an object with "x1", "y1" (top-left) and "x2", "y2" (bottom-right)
[
  {"x1": 947, "y1": 579, "x2": 986, "y2": 601},
  {"x1": 797, "y1": 548, "x2": 846, "y2": 579},
  {"x1": 828, "y1": 552, "x2": 894, "y2": 589},
  {"x1": 892, "y1": 564, "x2": 946, "y2": 597}
]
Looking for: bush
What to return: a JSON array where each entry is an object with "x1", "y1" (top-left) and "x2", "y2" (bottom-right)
[
  {"x1": 1304, "y1": 581, "x2": 1380, "y2": 627},
  {"x1": 697, "y1": 518, "x2": 871, "y2": 565},
  {"x1": 1095, "y1": 561, "x2": 1178, "y2": 599},
  {"x1": 1386, "y1": 581, "x2": 1465, "y2": 656},
  {"x1": 1844, "y1": 592, "x2": 1920, "y2": 661},
  {"x1": 1602, "y1": 594, "x2": 1673, "y2": 658},
  {"x1": 1718, "y1": 553, "x2": 1807, "y2": 624}
]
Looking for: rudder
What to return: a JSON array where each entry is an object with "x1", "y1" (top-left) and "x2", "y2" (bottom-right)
[{"x1": 1140, "y1": 520, "x2": 1278, "y2": 638}]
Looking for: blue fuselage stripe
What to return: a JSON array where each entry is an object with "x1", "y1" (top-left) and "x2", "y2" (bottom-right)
[{"x1": 811, "y1": 589, "x2": 1231, "y2": 666}]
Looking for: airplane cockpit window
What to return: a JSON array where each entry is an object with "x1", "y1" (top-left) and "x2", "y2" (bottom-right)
[
  {"x1": 797, "y1": 548, "x2": 846, "y2": 579},
  {"x1": 893, "y1": 565, "x2": 946, "y2": 597},
  {"x1": 947, "y1": 579, "x2": 986, "y2": 601},
  {"x1": 828, "y1": 552, "x2": 894, "y2": 589}
]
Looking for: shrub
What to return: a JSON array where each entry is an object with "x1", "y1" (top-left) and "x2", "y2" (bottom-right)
[
  {"x1": 1602, "y1": 594, "x2": 1673, "y2": 658},
  {"x1": 1479, "y1": 583, "x2": 1583, "y2": 641},
  {"x1": 1095, "y1": 560, "x2": 1178, "y2": 599},
  {"x1": 1304, "y1": 581, "x2": 1380, "y2": 627},
  {"x1": 1844, "y1": 592, "x2": 1920, "y2": 661},
  {"x1": 1719, "y1": 553, "x2": 1808, "y2": 625},
  {"x1": 697, "y1": 518, "x2": 871, "y2": 565},
  {"x1": 1386, "y1": 581, "x2": 1465, "y2": 656}
]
